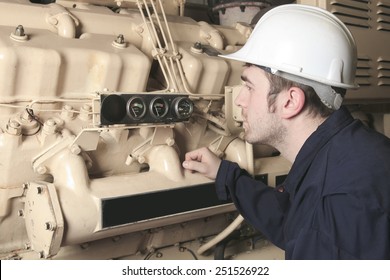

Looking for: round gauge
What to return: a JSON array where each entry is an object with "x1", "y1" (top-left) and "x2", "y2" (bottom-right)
[
  {"x1": 150, "y1": 97, "x2": 168, "y2": 119},
  {"x1": 173, "y1": 97, "x2": 193, "y2": 119},
  {"x1": 127, "y1": 97, "x2": 146, "y2": 120},
  {"x1": 101, "y1": 94, "x2": 126, "y2": 123}
]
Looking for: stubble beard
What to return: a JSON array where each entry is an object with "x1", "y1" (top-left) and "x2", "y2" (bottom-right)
[{"x1": 244, "y1": 113, "x2": 286, "y2": 148}]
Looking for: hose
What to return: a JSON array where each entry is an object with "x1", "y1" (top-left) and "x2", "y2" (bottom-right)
[{"x1": 197, "y1": 214, "x2": 244, "y2": 255}]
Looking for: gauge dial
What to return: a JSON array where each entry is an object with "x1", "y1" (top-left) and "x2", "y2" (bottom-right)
[
  {"x1": 150, "y1": 97, "x2": 168, "y2": 119},
  {"x1": 101, "y1": 94, "x2": 127, "y2": 123},
  {"x1": 173, "y1": 97, "x2": 193, "y2": 119},
  {"x1": 127, "y1": 97, "x2": 146, "y2": 120}
]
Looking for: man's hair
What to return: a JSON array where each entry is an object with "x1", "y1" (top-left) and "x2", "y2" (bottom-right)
[{"x1": 258, "y1": 65, "x2": 335, "y2": 118}]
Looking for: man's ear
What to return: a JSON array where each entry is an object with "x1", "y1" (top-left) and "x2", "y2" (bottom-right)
[{"x1": 280, "y1": 87, "x2": 305, "y2": 119}]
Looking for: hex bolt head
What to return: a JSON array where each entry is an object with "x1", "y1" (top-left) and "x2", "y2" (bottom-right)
[
  {"x1": 36, "y1": 166, "x2": 47, "y2": 175},
  {"x1": 165, "y1": 137, "x2": 175, "y2": 146},
  {"x1": 115, "y1": 34, "x2": 125, "y2": 44},
  {"x1": 70, "y1": 144, "x2": 81, "y2": 155},
  {"x1": 79, "y1": 104, "x2": 92, "y2": 121},
  {"x1": 112, "y1": 34, "x2": 126, "y2": 48},
  {"x1": 10, "y1": 25, "x2": 28, "y2": 41},
  {"x1": 15, "y1": 25, "x2": 25, "y2": 37},
  {"x1": 6, "y1": 120, "x2": 21, "y2": 135},
  {"x1": 43, "y1": 119, "x2": 57, "y2": 134},
  {"x1": 61, "y1": 105, "x2": 75, "y2": 119}
]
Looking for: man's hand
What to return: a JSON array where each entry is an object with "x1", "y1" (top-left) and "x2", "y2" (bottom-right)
[{"x1": 182, "y1": 147, "x2": 222, "y2": 180}]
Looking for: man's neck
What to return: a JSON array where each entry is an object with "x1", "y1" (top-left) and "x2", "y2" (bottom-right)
[{"x1": 278, "y1": 114, "x2": 327, "y2": 163}]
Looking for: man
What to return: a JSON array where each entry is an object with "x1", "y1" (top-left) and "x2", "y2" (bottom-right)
[{"x1": 182, "y1": 4, "x2": 390, "y2": 259}]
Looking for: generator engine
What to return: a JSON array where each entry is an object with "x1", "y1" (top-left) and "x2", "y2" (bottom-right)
[{"x1": 0, "y1": 0, "x2": 389, "y2": 260}]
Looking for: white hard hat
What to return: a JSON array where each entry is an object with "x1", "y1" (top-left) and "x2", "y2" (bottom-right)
[{"x1": 220, "y1": 4, "x2": 359, "y2": 109}]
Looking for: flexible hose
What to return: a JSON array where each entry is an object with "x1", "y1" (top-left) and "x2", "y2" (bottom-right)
[
  {"x1": 197, "y1": 214, "x2": 244, "y2": 255},
  {"x1": 197, "y1": 142, "x2": 253, "y2": 255}
]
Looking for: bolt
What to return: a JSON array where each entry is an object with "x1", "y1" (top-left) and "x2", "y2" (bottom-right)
[
  {"x1": 6, "y1": 120, "x2": 21, "y2": 135},
  {"x1": 64, "y1": 104, "x2": 72, "y2": 110},
  {"x1": 82, "y1": 104, "x2": 92, "y2": 111},
  {"x1": 115, "y1": 34, "x2": 125, "y2": 44},
  {"x1": 191, "y1": 42, "x2": 203, "y2": 54},
  {"x1": 45, "y1": 222, "x2": 55, "y2": 231},
  {"x1": 165, "y1": 137, "x2": 175, "y2": 146},
  {"x1": 137, "y1": 156, "x2": 145, "y2": 164},
  {"x1": 15, "y1": 25, "x2": 25, "y2": 37},
  {"x1": 234, "y1": 121, "x2": 242, "y2": 127},
  {"x1": 61, "y1": 104, "x2": 75, "y2": 120},
  {"x1": 70, "y1": 144, "x2": 81, "y2": 155},
  {"x1": 36, "y1": 185, "x2": 44, "y2": 194},
  {"x1": 36, "y1": 165, "x2": 47, "y2": 175},
  {"x1": 43, "y1": 119, "x2": 57, "y2": 134},
  {"x1": 79, "y1": 104, "x2": 92, "y2": 121},
  {"x1": 156, "y1": 251, "x2": 163, "y2": 258},
  {"x1": 193, "y1": 42, "x2": 202, "y2": 50},
  {"x1": 18, "y1": 209, "x2": 24, "y2": 217}
]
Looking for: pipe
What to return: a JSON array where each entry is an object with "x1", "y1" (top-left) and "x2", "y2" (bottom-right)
[
  {"x1": 55, "y1": 12, "x2": 77, "y2": 38},
  {"x1": 198, "y1": 21, "x2": 224, "y2": 50}
]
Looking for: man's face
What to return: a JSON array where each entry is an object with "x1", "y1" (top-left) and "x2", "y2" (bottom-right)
[{"x1": 234, "y1": 65, "x2": 286, "y2": 146}]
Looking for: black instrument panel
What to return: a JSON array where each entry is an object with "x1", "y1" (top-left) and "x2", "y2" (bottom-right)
[{"x1": 100, "y1": 93, "x2": 194, "y2": 125}]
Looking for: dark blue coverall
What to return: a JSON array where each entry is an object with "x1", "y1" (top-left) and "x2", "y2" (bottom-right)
[{"x1": 215, "y1": 107, "x2": 390, "y2": 259}]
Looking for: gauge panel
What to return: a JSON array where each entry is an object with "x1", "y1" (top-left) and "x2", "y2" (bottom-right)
[{"x1": 100, "y1": 93, "x2": 193, "y2": 125}]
